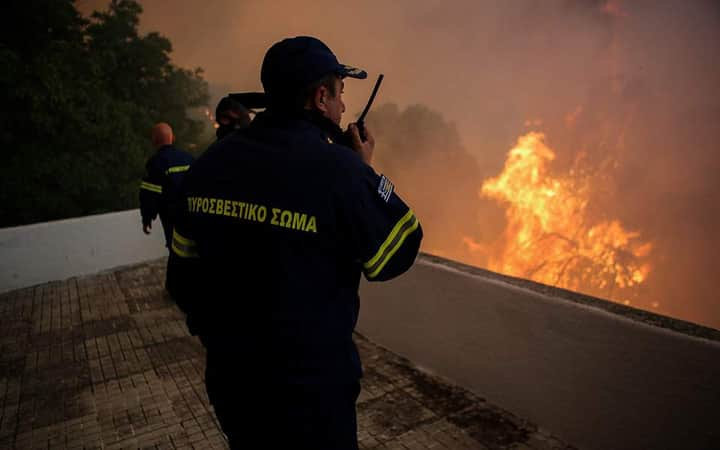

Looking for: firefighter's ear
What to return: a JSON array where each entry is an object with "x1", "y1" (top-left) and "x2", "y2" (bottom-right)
[{"x1": 314, "y1": 85, "x2": 328, "y2": 112}]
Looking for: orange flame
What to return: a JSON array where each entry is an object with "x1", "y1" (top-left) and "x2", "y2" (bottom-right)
[{"x1": 471, "y1": 132, "x2": 652, "y2": 301}]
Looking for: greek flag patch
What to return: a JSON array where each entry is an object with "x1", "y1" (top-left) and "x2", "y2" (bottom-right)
[{"x1": 377, "y1": 175, "x2": 394, "y2": 202}]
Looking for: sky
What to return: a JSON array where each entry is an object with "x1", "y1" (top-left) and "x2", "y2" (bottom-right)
[{"x1": 81, "y1": 0, "x2": 720, "y2": 328}]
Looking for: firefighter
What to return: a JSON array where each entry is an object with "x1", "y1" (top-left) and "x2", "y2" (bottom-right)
[
  {"x1": 139, "y1": 122, "x2": 194, "y2": 247},
  {"x1": 166, "y1": 36, "x2": 423, "y2": 449},
  {"x1": 214, "y1": 95, "x2": 252, "y2": 140}
]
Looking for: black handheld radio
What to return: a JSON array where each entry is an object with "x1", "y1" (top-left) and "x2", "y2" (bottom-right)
[{"x1": 355, "y1": 74, "x2": 384, "y2": 142}]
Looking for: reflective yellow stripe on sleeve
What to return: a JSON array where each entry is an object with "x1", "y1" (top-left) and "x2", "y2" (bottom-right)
[
  {"x1": 171, "y1": 230, "x2": 199, "y2": 258},
  {"x1": 140, "y1": 181, "x2": 162, "y2": 194},
  {"x1": 166, "y1": 165, "x2": 190, "y2": 175},
  {"x1": 363, "y1": 210, "x2": 419, "y2": 279}
]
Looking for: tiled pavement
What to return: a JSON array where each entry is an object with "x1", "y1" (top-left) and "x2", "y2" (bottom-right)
[{"x1": 0, "y1": 259, "x2": 574, "y2": 449}]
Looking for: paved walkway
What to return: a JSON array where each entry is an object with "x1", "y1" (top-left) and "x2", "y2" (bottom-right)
[{"x1": 0, "y1": 259, "x2": 574, "y2": 449}]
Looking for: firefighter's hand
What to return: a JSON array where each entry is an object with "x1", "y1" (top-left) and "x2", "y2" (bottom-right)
[
  {"x1": 348, "y1": 123, "x2": 374, "y2": 166},
  {"x1": 143, "y1": 223, "x2": 152, "y2": 235}
]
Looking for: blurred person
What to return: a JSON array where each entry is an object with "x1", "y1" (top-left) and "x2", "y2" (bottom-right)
[
  {"x1": 214, "y1": 95, "x2": 252, "y2": 140},
  {"x1": 139, "y1": 122, "x2": 194, "y2": 247},
  {"x1": 166, "y1": 36, "x2": 422, "y2": 449}
]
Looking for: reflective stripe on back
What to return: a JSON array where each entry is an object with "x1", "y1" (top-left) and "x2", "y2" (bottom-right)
[
  {"x1": 171, "y1": 229, "x2": 199, "y2": 258},
  {"x1": 166, "y1": 165, "x2": 190, "y2": 175},
  {"x1": 140, "y1": 181, "x2": 162, "y2": 193}
]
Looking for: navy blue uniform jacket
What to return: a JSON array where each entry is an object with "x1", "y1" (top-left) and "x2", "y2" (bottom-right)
[
  {"x1": 166, "y1": 110, "x2": 423, "y2": 384},
  {"x1": 139, "y1": 145, "x2": 194, "y2": 246}
]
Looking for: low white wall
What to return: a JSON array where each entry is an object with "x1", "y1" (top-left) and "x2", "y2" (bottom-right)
[
  {"x1": 0, "y1": 209, "x2": 167, "y2": 292},
  {"x1": 359, "y1": 257, "x2": 720, "y2": 450}
]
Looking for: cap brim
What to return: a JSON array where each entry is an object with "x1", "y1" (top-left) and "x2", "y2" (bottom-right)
[
  {"x1": 228, "y1": 92, "x2": 268, "y2": 109},
  {"x1": 337, "y1": 64, "x2": 367, "y2": 79}
]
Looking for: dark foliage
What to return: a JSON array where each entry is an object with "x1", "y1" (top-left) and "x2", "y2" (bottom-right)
[{"x1": 0, "y1": 0, "x2": 209, "y2": 226}]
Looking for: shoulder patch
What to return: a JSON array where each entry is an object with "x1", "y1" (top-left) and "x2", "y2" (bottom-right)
[{"x1": 377, "y1": 175, "x2": 394, "y2": 202}]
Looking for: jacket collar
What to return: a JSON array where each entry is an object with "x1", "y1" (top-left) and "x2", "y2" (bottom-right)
[{"x1": 252, "y1": 108, "x2": 351, "y2": 147}]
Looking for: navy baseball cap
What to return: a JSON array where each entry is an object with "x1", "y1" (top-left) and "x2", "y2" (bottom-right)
[
  {"x1": 261, "y1": 36, "x2": 367, "y2": 100},
  {"x1": 215, "y1": 96, "x2": 249, "y2": 121}
]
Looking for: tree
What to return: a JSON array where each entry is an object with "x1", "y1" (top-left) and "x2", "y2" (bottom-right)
[
  {"x1": 367, "y1": 104, "x2": 495, "y2": 261},
  {"x1": 0, "y1": 0, "x2": 209, "y2": 227}
]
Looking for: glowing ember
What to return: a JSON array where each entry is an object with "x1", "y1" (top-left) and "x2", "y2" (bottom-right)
[{"x1": 470, "y1": 132, "x2": 652, "y2": 301}]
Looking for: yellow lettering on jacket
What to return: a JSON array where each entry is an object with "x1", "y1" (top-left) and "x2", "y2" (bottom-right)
[
  {"x1": 280, "y1": 210, "x2": 292, "y2": 228},
  {"x1": 247, "y1": 204, "x2": 258, "y2": 221},
  {"x1": 292, "y1": 212, "x2": 307, "y2": 231},
  {"x1": 271, "y1": 208, "x2": 281, "y2": 225},
  {"x1": 185, "y1": 197, "x2": 316, "y2": 233},
  {"x1": 305, "y1": 216, "x2": 317, "y2": 233}
]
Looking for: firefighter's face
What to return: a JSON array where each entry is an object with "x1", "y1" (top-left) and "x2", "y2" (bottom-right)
[{"x1": 321, "y1": 76, "x2": 345, "y2": 125}]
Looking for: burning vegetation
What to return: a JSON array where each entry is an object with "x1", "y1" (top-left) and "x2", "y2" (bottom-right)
[
  {"x1": 370, "y1": 104, "x2": 658, "y2": 314},
  {"x1": 468, "y1": 131, "x2": 652, "y2": 303}
]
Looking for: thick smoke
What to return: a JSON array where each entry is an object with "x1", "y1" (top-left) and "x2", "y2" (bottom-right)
[
  {"x1": 366, "y1": 103, "x2": 503, "y2": 263},
  {"x1": 82, "y1": 0, "x2": 720, "y2": 328}
]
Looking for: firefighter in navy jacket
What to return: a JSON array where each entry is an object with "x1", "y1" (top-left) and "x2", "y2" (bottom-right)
[
  {"x1": 166, "y1": 37, "x2": 423, "y2": 449},
  {"x1": 139, "y1": 122, "x2": 194, "y2": 247}
]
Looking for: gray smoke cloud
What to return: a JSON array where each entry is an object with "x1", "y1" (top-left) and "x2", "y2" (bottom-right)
[{"x1": 81, "y1": 0, "x2": 720, "y2": 328}]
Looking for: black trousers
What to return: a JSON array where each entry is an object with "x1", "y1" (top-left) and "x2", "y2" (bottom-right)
[{"x1": 205, "y1": 357, "x2": 361, "y2": 450}]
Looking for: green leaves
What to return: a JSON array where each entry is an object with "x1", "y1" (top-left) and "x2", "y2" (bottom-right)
[{"x1": 0, "y1": 0, "x2": 209, "y2": 227}]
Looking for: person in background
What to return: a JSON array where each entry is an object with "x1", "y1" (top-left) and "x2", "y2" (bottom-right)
[
  {"x1": 139, "y1": 122, "x2": 194, "y2": 247},
  {"x1": 214, "y1": 95, "x2": 252, "y2": 140}
]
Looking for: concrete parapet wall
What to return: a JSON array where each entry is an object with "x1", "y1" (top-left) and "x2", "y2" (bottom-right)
[
  {"x1": 0, "y1": 210, "x2": 167, "y2": 293},
  {"x1": 359, "y1": 255, "x2": 720, "y2": 450}
]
